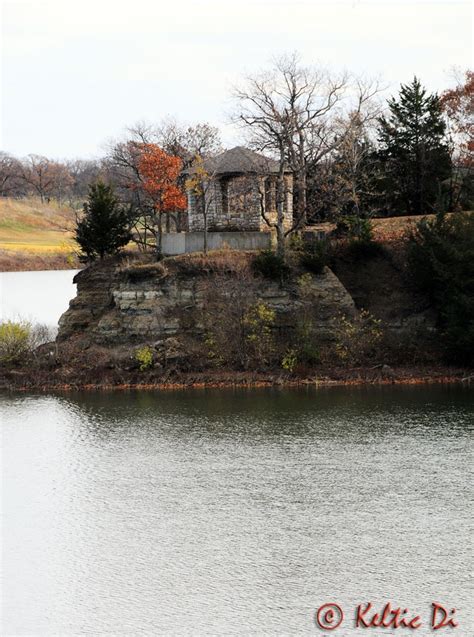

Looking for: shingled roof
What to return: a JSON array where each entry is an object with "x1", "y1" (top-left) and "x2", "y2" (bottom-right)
[{"x1": 203, "y1": 146, "x2": 280, "y2": 174}]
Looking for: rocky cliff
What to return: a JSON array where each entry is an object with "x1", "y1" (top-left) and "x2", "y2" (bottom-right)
[
  {"x1": 57, "y1": 253, "x2": 355, "y2": 348},
  {"x1": 2, "y1": 250, "x2": 461, "y2": 392}
]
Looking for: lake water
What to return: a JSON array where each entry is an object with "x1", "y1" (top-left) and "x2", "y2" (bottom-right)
[
  {"x1": 0, "y1": 269, "x2": 78, "y2": 326},
  {"x1": 2, "y1": 385, "x2": 473, "y2": 636}
]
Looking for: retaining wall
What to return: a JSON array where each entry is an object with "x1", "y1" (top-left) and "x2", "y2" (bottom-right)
[{"x1": 161, "y1": 231, "x2": 271, "y2": 255}]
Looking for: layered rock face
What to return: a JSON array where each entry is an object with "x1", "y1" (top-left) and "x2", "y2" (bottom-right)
[{"x1": 57, "y1": 257, "x2": 355, "y2": 346}]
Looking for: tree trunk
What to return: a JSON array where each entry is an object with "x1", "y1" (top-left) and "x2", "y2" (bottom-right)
[
  {"x1": 295, "y1": 133, "x2": 307, "y2": 229},
  {"x1": 276, "y1": 147, "x2": 286, "y2": 259},
  {"x1": 295, "y1": 168, "x2": 307, "y2": 229},
  {"x1": 156, "y1": 211, "x2": 163, "y2": 260}
]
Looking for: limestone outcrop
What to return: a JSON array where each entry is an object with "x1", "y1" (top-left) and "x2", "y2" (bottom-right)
[{"x1": 57, "y1": 255, "x2": 356, "y2": 346}]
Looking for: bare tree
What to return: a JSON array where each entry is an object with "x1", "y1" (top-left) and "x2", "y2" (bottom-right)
[
  {"x1": 233, "y1": 79, "x2": 290, "y2": 256},
  {"x1": 157, "y1": 118, "x2": 222, "y2": 166},
  {"x1": 0, "y1": 152, "x2": 24, "y2": 197},
  {"x1": 234, "y1": 53, "x2": 384, "y2": 250},
  {"x1": 20, "y1": 155, "x2": 72, "y2": 203},
  {"x1": 329, "y1": 111, "x2": 382, "y2": 218},
  {"x1": 66, "y1": 158, "x2": 104, "y2": 203}
]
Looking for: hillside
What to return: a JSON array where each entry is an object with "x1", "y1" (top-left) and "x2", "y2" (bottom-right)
[
  {"x1": 0, "y1": 197, "x2": 79, "y2": 271},
  {"x1": 308, "y1": 213, "x2": 461, "y2": 242}
]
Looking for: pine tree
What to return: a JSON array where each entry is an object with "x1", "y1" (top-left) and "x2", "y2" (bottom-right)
[
  {"x1": 377, "y1": 77, "x2": 452, "y2": 215},
  {"x1": 75, "y1": 182, "x2": 132, "y2": 260}
]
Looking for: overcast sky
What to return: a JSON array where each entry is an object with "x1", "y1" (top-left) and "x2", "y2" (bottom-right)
[{"x1": 1, "y1": 0, "x2": 472, "y2": 159}]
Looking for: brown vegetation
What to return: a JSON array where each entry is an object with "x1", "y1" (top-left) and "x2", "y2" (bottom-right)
[{"x1": 0, "y1": 250, "x2": 80, "y2": 272}]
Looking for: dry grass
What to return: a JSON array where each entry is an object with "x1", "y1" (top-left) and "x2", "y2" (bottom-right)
[
  {"x1": 371, "y1": 215, "x2": 435, "y2": 242},
  {"x1": 0, "y1": 197, "x2": 76, "y2": 248},
  {"x1": 121, "y1": 260, "x2": 168, "y2": 282},
  {"x1": 117, "y1": 249, "x2": 255, "y2": 279},
  {"x1": 308, "y1": 213, "x2": 472, "y2": 243},
  {"x1": 0, "y1": 250, "x2": 80, "y2": 272},
  {"x1": 166, "y1": 249, "x2": 254, "y2": 275},
  {"x1": 0, "y1": 197, "x2": 77, "y2": 270}
]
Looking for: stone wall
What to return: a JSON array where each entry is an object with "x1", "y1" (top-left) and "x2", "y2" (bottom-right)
[
  {"x1": 161, "y1": 231, "x2": 271, "y2": 255},
  {"x1": 188, "y1": 173, "x2": 293, "y2": 232}
]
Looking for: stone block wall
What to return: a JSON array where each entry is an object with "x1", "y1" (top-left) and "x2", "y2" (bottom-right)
[
  {"x1": 161, "y1": 231, "x2": 271, "y2": 255},
  {"x1": 188, "y1": 173, "x2": 293, "y2": 232}
]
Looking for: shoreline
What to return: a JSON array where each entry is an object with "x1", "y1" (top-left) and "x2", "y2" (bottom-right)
[{"x1": 2, "y1": 366, "x2": 471, "y2": 393}]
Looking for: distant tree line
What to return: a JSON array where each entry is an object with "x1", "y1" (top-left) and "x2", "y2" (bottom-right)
[
  {"x1": 0, "y1": 153, "x2": 104, "y2": 204},
  {"x1": 0, "y1": 118, "x2": 221, "y2": 206}
]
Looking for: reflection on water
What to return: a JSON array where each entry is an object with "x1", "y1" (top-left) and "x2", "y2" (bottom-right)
[
  {"x1": 2, "y1": 385, "x2": 473, "y2": 635},
  {"x1": 0, "y1": 269, "x2": 78, "y2": 326}
]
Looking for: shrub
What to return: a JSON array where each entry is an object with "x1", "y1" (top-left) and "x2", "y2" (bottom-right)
[
  {"x1": 252, "y1": 250, "x2": 290, "y2": 280},
  {"x1": 0, "y1": 320, "x2": 53, "y2": 366},
  {"x1": 299, "y1": 239, "x2": 328, "y2": 274},
  {"x1": 135, "y1": 346, "x2": 154, "y2": 371},
  {"x1": 0, "y1": 321, "x2": 31, "y2": 365},
  {"x1": 337, "y1": 215, "x2": 373, "y2": 242},
  {"x1": 281, "y1": 348, "x2": 298, "y2": 373},
  {"x1": 200, "y1": 274, "x2": 277, "y2": 370},
  {"x1": 170, "y1": 250, "x2": 251, "y2": 277},
  {"x1": 407, "y1": 212, "x2": 474, "y2": 363},
  {"x1": 338, "y1": 215, "x2": 384, "y2": 259},
  {"x1": 333, "y1": 310, "x2": 384, "y2": 365},
  {"x1": 289, "y1": 274, "x2": 322, "y2": 366},
  {"x1": 243, "y1": 302, "x2": 276, "y2": 366},
  {"x1": 295, "y1": 334, "x2": 321, "y2": 365}
]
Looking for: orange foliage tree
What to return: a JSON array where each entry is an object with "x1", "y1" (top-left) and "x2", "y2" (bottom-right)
[{"x1": 137, "y1": 144, "x2": 187, "y2": 256}]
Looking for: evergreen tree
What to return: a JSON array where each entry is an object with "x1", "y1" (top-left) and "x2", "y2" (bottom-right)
[
  {"x1": 75, "y1": 182, "x2": 132, "y2": 260},
  {"x1": 377, "y1": 77, "x2": 452, "y2": 215},
  {"x1": 408, "y1": 212, "x2": 474, "y2": 363}
]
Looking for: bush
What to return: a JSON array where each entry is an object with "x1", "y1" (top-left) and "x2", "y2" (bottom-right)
[
  {"x1": 337, "y1": 215, "x2": 373, "y2": 242},
  {"x1": 242, "y1": 302, "x2": 276, "y2": 367},
  {"x1": 299, "y1": 239, "x2": 328, "y2": 274},
  {"x1": 135, "y1": 346, "x2": 154, "y2": 371},
  {"x1": 0, "y1": 321, "x2": 30, "y2": 364},
  {"x1": 407, "y1": 212, "x2": 474, "y2": 363},
  {"x1": 252, "y1": 250, "x2": 290, "y2": 280},
  {"x1": 290, "y1": 274, "x2": 322, "y2": 367},
  {"x1": 281, "y1": 348, "x2": 298, "y2": 373},
  {"x1": 337, "y1": 215, "x2": 383, "y2": 259},
  {"x1": 200, "y1": 273, "x2": 277, "y2": 370},
  {"x1": 0, "y1": 320, "x2": 53, "y2": 366},
  {"x1": 333, "y1": 310, "x2": 384, "y2": 366}
]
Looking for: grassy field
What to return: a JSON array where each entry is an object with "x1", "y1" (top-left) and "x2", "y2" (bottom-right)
[{"x1": 0, "y1": 197, "x2": 79, "y2": 271}]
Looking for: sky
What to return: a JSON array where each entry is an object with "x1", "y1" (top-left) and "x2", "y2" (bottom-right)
[{"x1": 0, "y1": 0, "x2": 472, "y2": 159}]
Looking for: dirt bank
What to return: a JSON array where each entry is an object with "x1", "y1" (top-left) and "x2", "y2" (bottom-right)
[{"x1": 1, "y1": 363, "x2": 471, "y2": 393}]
